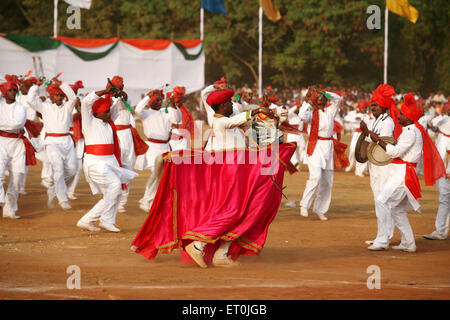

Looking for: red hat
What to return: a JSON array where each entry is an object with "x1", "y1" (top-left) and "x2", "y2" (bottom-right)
[
  {"x1": 401, "y1": 93, "x2": 423, "y2": 122},
  {"x1": 214, "y1": 76, "x2": 227, "y2": 85},
  {"x1": 266, "y1": 86, "x2": 273, "y2": 90},
  {"x1": 147, "y1": 89, "x2": 164, "y2": 105},
  {"x1": 92, "y1": 94, "x2": 113, "y2": 114},
  {"x1": 268, "y1": 95, "x2": 278, "y2": 103},
  {"x1": 22, "y1": 76, "x2": 38, "y2": 88},
  {"x1": 0, "y1": 74, "x2": 20, "y2": 95},
  {"x1": 107, "y1": 76, "x2": 124, "y2": 90},
  {"x1": 371, "y1": 84, "x2": 396, "y2": 109},
  {"x1": 167, "y1": 86, "x2": 186, "y2": 103},
  {"x1": 46, "y1": 83, "x2": 64, "y2": 99},
  {"x1": 206, "y1": 89, "x2": 234, "y2": 106},
  {"x1": 356, "y1": 100, "x2": 369, "y2": 110},
  {"x1": 70, "y1": 80, "x2": 84, "y2": 94},
  {"x1": 444, "y1": 102, "x2": 450, "y2": 113}
]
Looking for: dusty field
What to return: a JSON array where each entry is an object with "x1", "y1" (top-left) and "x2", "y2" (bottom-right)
[{"x1": 0, "y1": 133, "x2": 449, "y2": 300}]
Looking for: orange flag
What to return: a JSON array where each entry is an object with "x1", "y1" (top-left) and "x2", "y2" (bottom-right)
[{"x1": 259, "y1": 0, "x2": 281, "y2": 23}]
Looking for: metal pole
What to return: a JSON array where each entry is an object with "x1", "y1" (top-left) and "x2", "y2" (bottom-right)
[
  {"x1": 384, "y1": 8, "x2": 388, "y2": 84},
  {"x1": 53, "y1": 0, "x2": 59, "y2": 38},
  {"x1": 200, "y1": 8, "x2": 204, "y2": 41},
  {"x1": 258, "y1": 6, "x2": 263, "y2": 98}
]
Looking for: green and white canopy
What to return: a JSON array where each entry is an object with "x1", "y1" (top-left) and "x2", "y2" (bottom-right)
[{"x1": 0, "y1": 34, "x2": 204, "y2": 104}]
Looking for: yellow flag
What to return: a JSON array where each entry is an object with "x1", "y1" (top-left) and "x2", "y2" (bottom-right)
[
  {"x1": 259, "y1": 0, "x2": 281, "y2": 23},
  {"x1": 386, "y1": 0, "x2": 419, "y2": 23}
]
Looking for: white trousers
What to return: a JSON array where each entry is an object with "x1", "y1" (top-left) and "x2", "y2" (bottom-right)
[
  {"x1": 372, "y1": 192, "x2": 395, "y2": 247},
  {"x1": 430, "y1": 178, "x2": 450, "y2": 238},
  {"x1": 45, "y1": 143, "x2": 78, "y2": 204},
  {"x1": 375, "y1": 196, "x2": 416, "y2": 250},
  {"x1": 79, "y1": 167, "x2": 122, "y2": 225},
  {"x1": 0, "y1": 166, "x2": 23, "y2": 217},
  {"x1": 300, "y1": 164, "x2": 334, "y2": 214},
  {"x1": 139, "y1": 154, "x2": 164, "y2": 209},
  {"x1": 67, "y1": 158, "x2": 83, "y2": 196}
]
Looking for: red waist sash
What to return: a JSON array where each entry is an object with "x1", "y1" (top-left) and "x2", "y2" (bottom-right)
[
  {"x1": 45, "y1": 132, "x2": 71, "y2": 138},
  {"x1": 0, "y1": 129, "x2": 36, "y2": 166},
  {"x1": 115, "y1": 124, "x2": 132, "y2": 131},
  {"x1": 439, "y1": 130, "x2": 450, "y2": 138},
  {"x1": 318, "y1": 136, "x2": 333, "y2": 141},
  {"x1": 392, "y1": 158, "x2": 421, "y2": 199},
  {"x1": 85, "y1": 144, "x2": 115, "y2": 156},
  {"x1": 355, "y1": 128, "x2": 362, "y2": 133},
  {"x1": 148, "y1": 137, "x2": 170, "y2": 144}
]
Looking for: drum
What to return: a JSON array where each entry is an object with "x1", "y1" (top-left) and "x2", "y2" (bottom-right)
[
  {"x1": 367, "y1": 136, "x2": 397, "y2": 166},
  {"x1": 355, "y1": 132, "x2": 369, "y2": 163}
]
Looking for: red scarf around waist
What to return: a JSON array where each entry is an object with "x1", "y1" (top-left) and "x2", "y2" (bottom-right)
[
  {"x1": 86, "y1": 120, "x2": 126, "y2": 190},
  {"x1": 392, "y1": 158, "x2": 421, "y2": 199},
  {"x1": 0, "y1": 130, "x2": 36, "y2": 166},
  {"x1": 115, "y1": 124, "x2": 149, "y2": 156},
  {"x1": 24, "y1": 120, "x2": 43, "y2": 138},
  {"x1": 148, "y1": 137, "x2": 170, "y2": 144},
  {"x1": 439, "y1": 130, "x2": 450, "y2": 138},
  {"x1": 45, "y1": 132, "x2": 71, "y2": 138}
]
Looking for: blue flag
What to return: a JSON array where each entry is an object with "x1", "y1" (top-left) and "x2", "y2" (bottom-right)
[{"x1": 202, "y1": 0, "x2": 227, "y2": 14}]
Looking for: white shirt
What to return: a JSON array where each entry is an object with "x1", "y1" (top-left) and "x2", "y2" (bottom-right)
[
  {"x1": 27, "y1": 83, "x2": 76, "y2": 145},
  {"x1": 386, "y1": 124, "x2": 422, "y2": 164},
  {"x1": 298, "y1": 92, "x2": 342, "y2": 169},
  {"x1": 112, "y1": 97, "x2": 135, "y2": 127},
  {"x1": 0, "y1": 98, "x2": 27, "y2": 134},
  {"x1": 367, "y1": 113, "x2": 395, "y2": 137},
  {"x1": 81, "y1": 92, "x2": 114, "y2": 146},
  {"x1": 135, "y1": 96, "x2": 181, "y2": 141},
  {"x1": 207, "y1": 111, "x2": 251, "y2": 151},
  {"x1": 17, "y1": 93, "x2": 37, "y2": 121}
]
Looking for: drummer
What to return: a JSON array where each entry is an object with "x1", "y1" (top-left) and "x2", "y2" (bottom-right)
[
  {"x1": 368, "y1": 93, "x2": 446, "y2": 252},
  {"x1": 359, "y1": 84, "x2": 397, "y2": 251}
]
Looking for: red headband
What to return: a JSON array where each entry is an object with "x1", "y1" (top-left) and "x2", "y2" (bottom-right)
[
  {"x1": 401, "y1": 93, "x2": 423, "y2": 122},
  {"x1": 46, "y1": 83, "x2": 64, "y2": 99},
  {"x1": 206, "y1": 89, "x2": 234, "y2": 106},
  {"x1": 70, "y1": 80, "x2": 84, "y2": 94},
  {"x1": 92, "y1": 94, "x2": 113, "y2": 114},
  {"x1": 107, "y1": 76, "x2": 124, "y2": 90}
]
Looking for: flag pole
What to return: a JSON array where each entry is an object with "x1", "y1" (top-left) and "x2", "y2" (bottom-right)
[
  {"x1": 384, "y1": 7, "x2": 388, "y2": 84},
  {"x1": 53, "y1": 0, "x2": 59, "y2": 38},
  {"x1": 200, "y1": 8, "x2": 204, "y2": 41},
  {"x1": 258, "y1": 6, "x2": 263, "y2": 98}
]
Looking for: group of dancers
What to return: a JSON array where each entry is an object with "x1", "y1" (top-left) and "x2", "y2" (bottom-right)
[{"x1": 0, "y1": 72, "x2": 448, "y2": 268}]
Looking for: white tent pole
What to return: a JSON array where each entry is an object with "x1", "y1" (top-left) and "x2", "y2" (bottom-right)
[
  {"x1": 384, "y1": 8, "x2": 388, "y2": 84},
  {"x1": 258, "y1": 6, "x2": 263, "y2": 98},
  {"x1": 53, "y1": 0, "x2": 59, "y2": 38},
  {"x1": 200, "y1": 8, "x2": 204, "y2": 41}
]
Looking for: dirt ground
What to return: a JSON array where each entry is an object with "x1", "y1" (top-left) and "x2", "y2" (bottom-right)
[{"x1": 0, "y1": 133, "x2": 449, "y2": 300}]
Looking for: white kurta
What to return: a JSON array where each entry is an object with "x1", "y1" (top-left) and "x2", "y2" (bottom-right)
[
  {"x1": 27, "y1": 83, "x2": 78, "y2": 204},
  {"x1": 431, "y1": 114, "x2": 450, "y2": 162},
  {"x1": 298, "y1": 92, "x2": 342, "y2": 216},
  {"x1": 299, "y1": 92, "x2": 342, "y2": 170},
  {"x1": 205, "y1": 111, "x2": 251, "y2": 151},
  {"x1": 365, "y1": 113, "x2": 395, "y2": 247},
  {"x1": 112, "y1": 97, "x2": 136, "y2": 170},
  {"x1": 379, "y1": 124, "x2": 423, "y2": 212},
  {"x1": 134, "y1": 96, "x2": 181, "y2": 171},
  {"x1": 0, "y1": 97, "x2": 27, "y2": 217},
  {"x1": 78, "y1": 92, "x2": 138, "y2": 226}
]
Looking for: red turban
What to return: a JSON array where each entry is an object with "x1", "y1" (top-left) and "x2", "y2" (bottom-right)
[
  {"x1": 107, "y1": 76, "x2": 124, "y2": 90},
  {"x1": 268, "y1": 95, "x2": 278, "y2": 104},
  {"x1": 46, "y1": 83, "x2": 64, "y2": 99},
  {"x1": 214, "y1": 76, "x2": 227, "y2": 85},
  {"x1": 147, "y1": 89, "x2": 164, "y2": 105},
  {"x1": 92, "y1": 94, "x2": 113, "y2": 114},
  {"x1": 70, "y1": 80, "x2": 84, "y2": 94},
  {"x1": 206, "y1": 89, "x2": 234, "y2": 106},
  {"x1": 22, "y1": 77, "x2": 38, "y2": 88},
  {"x1": 371, "y1": 84, "x2": 401, "y2": 138},
  {"x1": 266, "y1": 86, "x2": 273, "y2": 90},
  {"x1": 356, "y1": 100, "x2": 369, "y2": 110},
  {"x1": 401, "y1": 93, "x2": 423, "y2": 122},
  {"x1": 0, "y1": 81, "x2": 19, "y2": 96},
  {"x1": 167, "y1": 86, "x2": 186, "y2": 103},
  {"x1": 444, "y1": 102, "x2": 450, "y2": 113}
]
